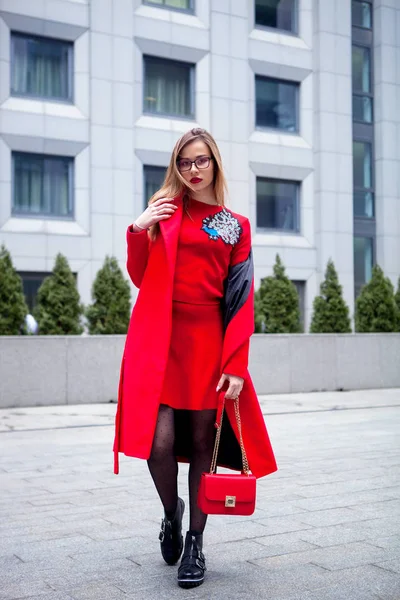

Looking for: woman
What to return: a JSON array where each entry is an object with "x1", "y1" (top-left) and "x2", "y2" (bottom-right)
[{"x1": 113, "y1": 128, "x2": 277, "y2": 589}]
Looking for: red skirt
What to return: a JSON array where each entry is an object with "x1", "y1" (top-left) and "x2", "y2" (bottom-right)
[{"x1": 159, "y1": 301, "x2": 223, "y2": 411}]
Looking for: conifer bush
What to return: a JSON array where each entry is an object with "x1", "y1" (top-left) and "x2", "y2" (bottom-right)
[
  {"x1": 310, "y1": 260, "x2": 351, "y2": 333},
  {"x1": 255, "y1": 254, "x2": 302, "y2": 333},
  {"x1": 34, "y1": 253, "x2": 83, "y2": 335},
  {"x1": 355, "y1": 265, "x2": 398, "y2": 333},
  {"x1": 0, "y1": 245, "x2": 28, "y2": 335},
  {"x1": 254, "y1": 288, "x2": 265, "y2": 333},
  {"x1": 86, "y1": 256, "x2": 131, "y2": 335},
  {"x1": 394, "y1": 277, "x2": 400, "y2": 332}
]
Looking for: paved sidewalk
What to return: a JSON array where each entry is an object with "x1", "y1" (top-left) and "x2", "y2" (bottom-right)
[{"x1": 0, "y1": 389, "x2": 399, "y2": 600}]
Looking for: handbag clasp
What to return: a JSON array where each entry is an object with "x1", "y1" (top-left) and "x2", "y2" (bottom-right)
[{"x1": 225, "y1": 495, "x2": 236, "y2": 508}]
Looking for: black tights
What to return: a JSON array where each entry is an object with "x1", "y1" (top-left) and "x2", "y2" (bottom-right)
[{"x1": 147, "y1": 405, "x2": 216, "y2": 534}]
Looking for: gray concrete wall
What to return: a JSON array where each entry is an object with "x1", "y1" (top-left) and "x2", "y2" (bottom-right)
[
  {"x1": 0, "y1": 334, "x2": 399, "y2": 408},
  {"x1": 0, "y1": 335, "x2": 125, "y2": 408},
  {"x1": 250, "y1": 334, "x2": 400, "y2": 395}
]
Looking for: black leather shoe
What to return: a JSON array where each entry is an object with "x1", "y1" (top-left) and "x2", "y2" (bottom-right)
[
  {"x1": 177, "y1": 531, "x2": 206, "y2": 588},
  {"x1": 159, "y1": 497, "x2": 185, "y2": 565}
]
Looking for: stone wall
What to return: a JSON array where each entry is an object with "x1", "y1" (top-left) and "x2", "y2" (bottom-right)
[{"x1": 1, "y1": 334, "x2": 399, "y2": 408}]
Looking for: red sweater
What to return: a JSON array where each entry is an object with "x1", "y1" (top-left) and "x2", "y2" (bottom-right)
[
  {"x1": 173, "y1": 198, "x2": 250, "y2": 304},
  {"x1": 127, "y1": 199, "x2": 252, "y2": 379}
]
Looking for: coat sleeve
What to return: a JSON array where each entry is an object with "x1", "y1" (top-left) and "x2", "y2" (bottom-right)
[
  {"x1": 222, "y1": 218, "x2": 254, "y2": 380},
  {"x1": 126, "y1": 225, "x2": 151, "y2": 289}
]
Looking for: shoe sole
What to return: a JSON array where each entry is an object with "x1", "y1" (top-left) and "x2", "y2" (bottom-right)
[{"x1": 177, "y1": 577, "x2": 204, "y2": 589}]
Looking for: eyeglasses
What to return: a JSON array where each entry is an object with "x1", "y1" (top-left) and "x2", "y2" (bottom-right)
[{"x1": 177, "y1": 156, "x2": 213, "y2": 172}]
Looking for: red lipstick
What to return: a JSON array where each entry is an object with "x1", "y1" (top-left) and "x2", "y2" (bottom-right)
[{"x1": 190, "y1": 177, "x2": 202, "y2": 183}]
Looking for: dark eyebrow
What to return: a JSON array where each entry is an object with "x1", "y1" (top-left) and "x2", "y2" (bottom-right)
[{"x1": 179, "y1": 154, "x2": 209, "y2": 160}]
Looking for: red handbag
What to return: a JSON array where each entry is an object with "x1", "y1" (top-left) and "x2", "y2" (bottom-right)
[{"x1": 198, "y1": 398, "x2": 256, "y2": 516}]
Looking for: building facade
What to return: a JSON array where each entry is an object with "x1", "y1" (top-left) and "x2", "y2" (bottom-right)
[{"x1": 0, "y1": 0, "x2": 399, "y2": 329}]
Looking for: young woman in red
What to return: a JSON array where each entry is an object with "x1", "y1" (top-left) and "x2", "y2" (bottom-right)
[{"x1": 113, "y1": 128, "x2": 277, "y2": 588}]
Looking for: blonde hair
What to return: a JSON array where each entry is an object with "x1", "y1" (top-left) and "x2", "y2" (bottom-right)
[{"x1": 148, "y1": 128, "x2": 228, "y2": 239}]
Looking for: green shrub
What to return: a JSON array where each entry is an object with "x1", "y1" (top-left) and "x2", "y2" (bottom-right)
[
  {"x1": 34, "y1": 253, "x2": 83, "y2": 335},
  {"x1": 254, "y1": 287, "x2": 264, "y2": 333},
  {"x1": 310, "y1": 260, "x2": 351, "y2": 333},
  {"x1": 86, "y1": 256, "x2": 131, "y2": 334},
  {"x1": 355, "y1": 265, "x2": 398, "y2": 333},
  {"x1": 255, "y1": 254, "x2": 302, "y2": 333},
  {"x1": 395, "y1": 277, "x2": 400, "y2": 332},
  {"x1": 0, "y1": 245, "x2": 28, "y2": 335}
]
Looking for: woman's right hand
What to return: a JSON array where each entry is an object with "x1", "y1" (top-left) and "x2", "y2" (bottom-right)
[{"x1": 134, "y1": 197, "x2": 178, "y2": 230}]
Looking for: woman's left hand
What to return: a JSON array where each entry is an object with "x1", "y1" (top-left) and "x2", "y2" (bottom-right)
[{"x1": 216, "y1": 374, "x2": 244, "y2": 400}]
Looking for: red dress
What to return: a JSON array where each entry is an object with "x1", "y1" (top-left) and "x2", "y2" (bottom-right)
[{"x1": 159, "y1": 198, "x2": 249, "y2": 411}]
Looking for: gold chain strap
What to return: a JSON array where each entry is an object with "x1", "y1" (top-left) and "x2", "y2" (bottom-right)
[{"x1": 210, "y1": 398, "x2": 250, "y2": 475}]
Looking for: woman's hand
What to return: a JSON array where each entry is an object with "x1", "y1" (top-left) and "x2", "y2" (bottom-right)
[
  {"x1": 134, "y1": 197, "x2": 178, "y2": 230},
  {"x1": 216, "y1": 373, "x2": 244, "y2": 400}
]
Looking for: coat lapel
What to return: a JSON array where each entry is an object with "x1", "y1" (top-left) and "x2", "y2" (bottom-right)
[{"x1": 159, "y1": 196, "x2": 183, "y2": 278}]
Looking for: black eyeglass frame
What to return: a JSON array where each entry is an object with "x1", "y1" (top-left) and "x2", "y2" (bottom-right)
[{"x1": 176, "y1": 156, "x2": 213, "y2": 172}]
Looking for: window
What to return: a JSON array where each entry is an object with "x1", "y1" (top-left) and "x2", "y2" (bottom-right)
[
  {"x1": 353, "y1": 141, "x2": 374, "y2": 218},
  {"x1": 18, "y1": 271, "x2": 49, "y2": 312},
  {"x1": 144, "y1": 165, "x2": 166, "y2": 208},
  {"x1": 354, "y1": 237, "x2": 373, "y2": 294},
  {"x1": 11, "y1": 33, "x2": 73, "y2": 101},
  {"x1": 352, "y1": 46, "x2": 373, "y2": 123},
  {"x1": 256, "y1": 76, "x2": 298, "y2": 132},
  {"x1": 352, "y1": 1, "x2": 372, "y2": 29},
  {"x1": 144, "y1": 0, "x2": 193, "y2": 11},
  {"x1": 255, "y1": 0, "x2": 297, "y2": 33},
  {"x1": 256, "y1": 177, "x2": 300, "y2": 232},
  {"x1": 12, "y1": 152, "x2": 74, "y2": 218},
  {"x1": 144, "y1": 56, "x2": 194, "y2": 119}
]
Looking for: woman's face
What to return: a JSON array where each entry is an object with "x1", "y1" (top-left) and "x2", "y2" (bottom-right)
[{"x1": 177, "y1": 140, "x2": 215, "y2": 192}]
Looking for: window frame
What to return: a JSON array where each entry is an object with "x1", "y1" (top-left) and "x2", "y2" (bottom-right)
[
  {"x1": 353, "y1": 140, "x2": 374, "y2": 220},
  {"x1": 255, "y1": 75, "x2": 300, "y2": 134},
  {"x1": 256, "y1": 176, "x2": 301, "y2": 234},
  {"x1": 143, "y1": 165, "x2": 166, "y2": 209},
  {"x1": 10, "y1": 31, "x2": 74, "y2": 103},
  {"x1": 254, "y1": 0, "x2": 299, "y2": 36},
  {"x1": 352, "y1": 44, "x2": 373, "y2": 124},
  {"x1": 17, "y1": 271, "x2": 49, "y2": 312},
  {"x1": 351, "y1": 0, "x2": 373, "y2": 31},
  {"x1": 354, "y1": 235, "x2": 374, "y2": 296},
  {"x1": 143, "y1": 54, "x2": 195, "y2": 120},
  {"x1": 143, "y1": 0, "x2": 195, "y2": 14},
  {"x1": 12, "y1": 151, "x2": 75, "y2": 220}
]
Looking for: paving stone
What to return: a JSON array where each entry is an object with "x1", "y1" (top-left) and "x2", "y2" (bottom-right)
[
  {"x1": 291, "y1": 488, "x2": 400, "y2": 511},
  {"x1": 250, "y1": 541, "x2": 392, "y2": 572},
  {"x1": 42, "y1": 558, "x2": 137, "y2": 590},
  {"x1": 372, "y1": 535, "x2": 400, "y2": 551},
  {"x1": 373, "y1": 559, "x2": 400, "y2": 574},
  {"x1": 304, "y1": 585, "x2": 379, "y2": 600},
  {"x1": 19, "y1": 594, "x2": 74, "y2": 600},
  {"x1": 296, "y1": 523, "x2": 371, "y2": 547},
  {"x1": 250, "y1": 500, "x2": 308, "y2": 518},
  {"x1": 342, "y1": 516, "x2": 400, "y2": 540},
  {"x1": 248, "y1": 515, "x2": 315, "y2": 536},
  {"x1": 6, "y1": 535, "x2": 95, "y2": 563},
  {"x1": 309, "y1": 564, "x2": 400, "y2": 600},
  {"x1": 0, "y1": 578, "x2": 53, "y2": 599},
  {"x1": 294, "y1": 507, "x2": 366, "y2": 528},
  {"x1": 65, "y1": 583, "x2": 127, "y2": 600},
  {"x1": 347, "y1": 499, "x2": 400, "y2": 520},
  {"x1": 70, "y1": 536, "x2": 151, "y2": 561},
  {"x1": 208, "y1": 538, "x2": 314, "y2": 562},
  {"x1": 251, "y1": 532, "x2": 320, "y2": 557}
]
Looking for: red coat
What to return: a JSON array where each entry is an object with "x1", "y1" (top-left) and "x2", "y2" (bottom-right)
[{"x1": 113, "y1": 197, "x2": 277, "y2": 479}]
